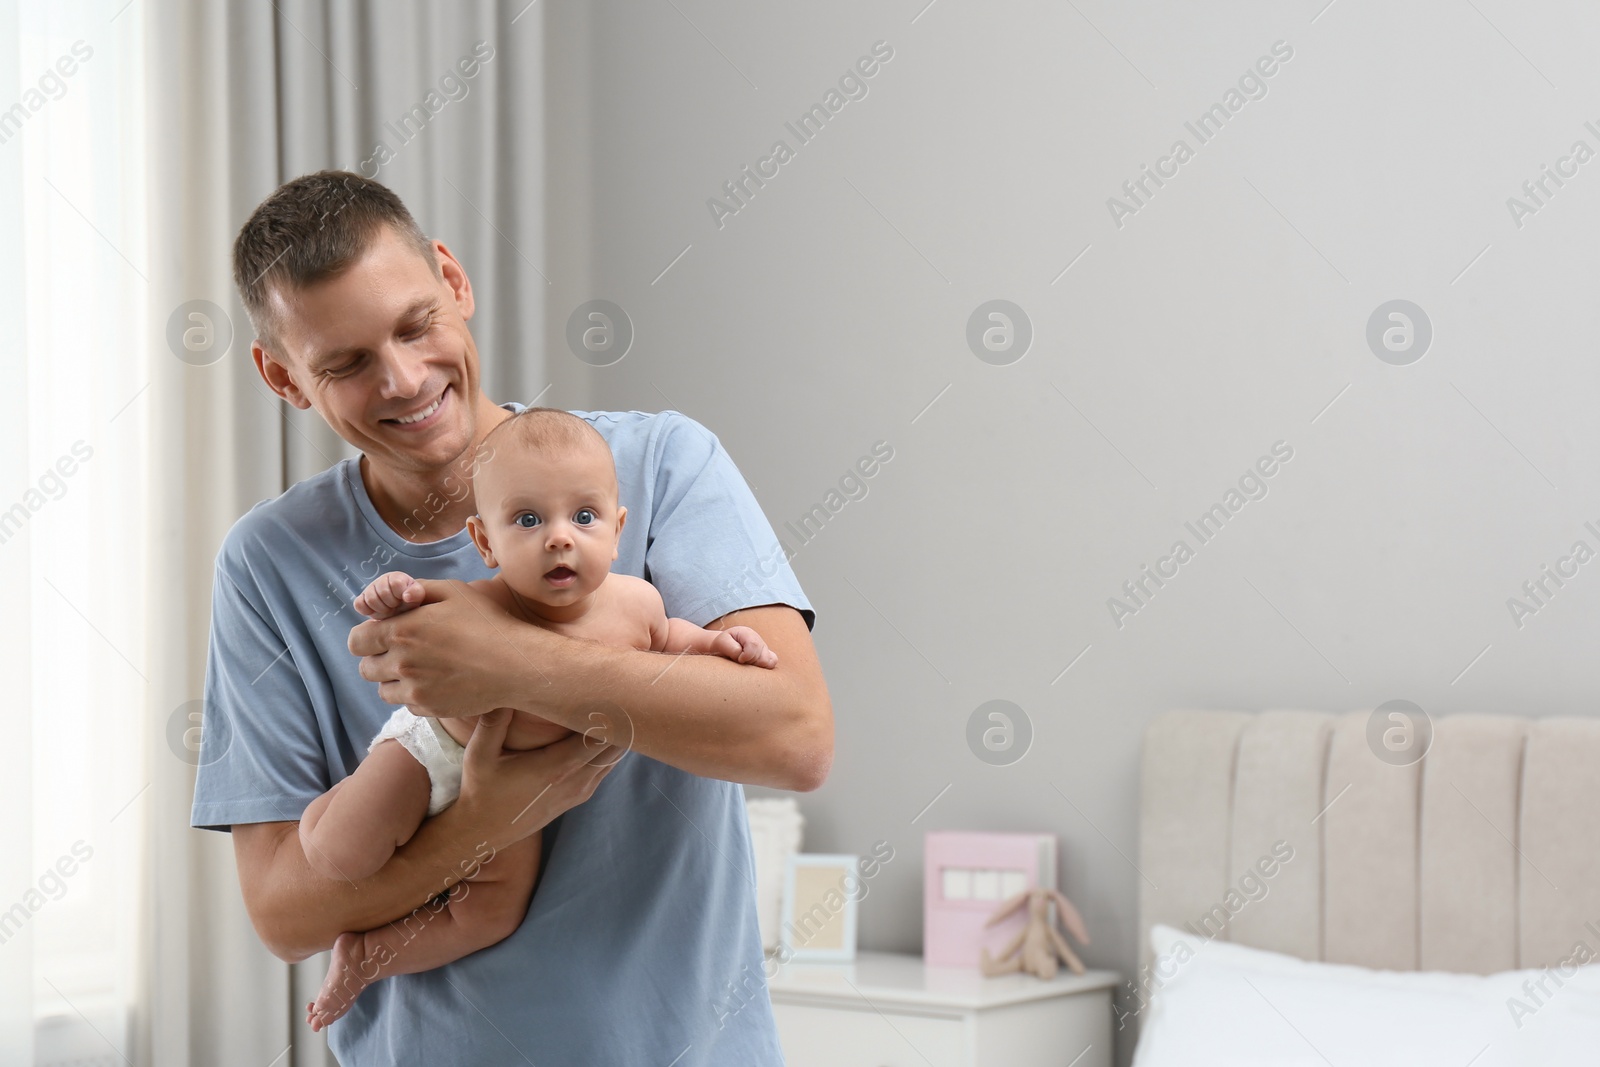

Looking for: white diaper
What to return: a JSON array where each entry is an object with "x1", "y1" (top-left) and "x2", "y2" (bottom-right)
[{"x1": 370, "y1": 707, "x2": 466, "y2": 816}]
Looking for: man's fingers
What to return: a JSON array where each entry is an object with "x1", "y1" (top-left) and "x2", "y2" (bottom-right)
[
  {"x1": 503, "y1": 733, "x2": 618, "y2": 783},
  {"x1": 348, "y1": 617, "x2": 390, "y2": 657},
  {"x1": 408, "y1": 577, "x2": 456, "y2": 605},
  {"x1": 551, "y1": 742, "x2": 621, "y2": 800},
  {"x1": 464, "y1": 709, "x2": 512, "y2": 762},
  {"x1": 358, "y1": 651, "x2": 398, "y2": 685},
  {"x1": 547, "y1": 731, "x2": 611, "y2": 767},
  {"x1": 582, "y1": 743, "x2": 625, "y2": 770},
  {"x1": 580, "y1": 757, "x2": 619, "y2": 796}
]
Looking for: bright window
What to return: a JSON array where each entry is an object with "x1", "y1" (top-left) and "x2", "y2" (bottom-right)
[{"x1": 5, "y1": 3, "x2": 147, "y2": 1062}]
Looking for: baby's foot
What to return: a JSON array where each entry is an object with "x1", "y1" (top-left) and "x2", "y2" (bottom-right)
[{"x1": 307, "y1": 931, "x2": 373, "y2": 1032}]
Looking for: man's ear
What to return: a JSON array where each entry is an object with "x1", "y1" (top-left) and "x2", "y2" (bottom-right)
[
  {"x1": 433, "y1": 241, "x2": 475, "y2": 323},
  {"x1": 466, "y1": 514, "x2": 497, "y2": 569},
  {"x1": 253, "y1": 341, "x2": 312, "y2": 410},
  {"x1": 612, "y1": 505, "x2": 627, "y2": 561}
]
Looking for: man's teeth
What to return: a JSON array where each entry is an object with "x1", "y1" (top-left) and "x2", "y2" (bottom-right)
[{"x1": 393, "y1": 394, "x2": 443, "y2": 425}]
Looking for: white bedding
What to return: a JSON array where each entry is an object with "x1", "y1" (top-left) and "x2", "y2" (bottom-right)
[{"x1": 1132, "y1": 924, "x2": 1600, "y2": 1067}]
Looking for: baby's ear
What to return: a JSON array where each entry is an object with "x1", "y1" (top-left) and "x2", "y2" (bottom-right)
[
  {"x1": 612, "y1": 505, "x2": 627, "y2": 559},
  {"x1": 466, "y1": 514, "x2": 498, "y2": 569}
]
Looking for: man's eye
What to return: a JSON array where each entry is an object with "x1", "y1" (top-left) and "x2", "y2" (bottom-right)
[
  {"x1": 403, "y1": 321, "x2": 430, "y2": 341},
  {"x1": 574, "y1": 509, "x2": 596, "y2": 526},
  {"x1": 515, "y1": 513, "x2": 540, "y2": 528}
]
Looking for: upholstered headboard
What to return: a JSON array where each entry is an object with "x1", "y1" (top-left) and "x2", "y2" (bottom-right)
[{"x1": 1139, "y1": 710, "x2": 1600, "y2": 974}]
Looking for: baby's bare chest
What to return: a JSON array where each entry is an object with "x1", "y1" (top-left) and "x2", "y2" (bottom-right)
[
  {"x1": 475, "y1": 576, "x2": 655, "y2": 651},
  {"x1": 545, "y1": 590, "x2": 654, "y2": 652}
]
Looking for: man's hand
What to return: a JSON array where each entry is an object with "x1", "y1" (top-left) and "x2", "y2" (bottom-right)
[
  {"x1": 348, "y1": 579, "x2": 542, "y2": 717},
  {"x1": 456, "y1": 708, "x2": 621, "y2": 852}
]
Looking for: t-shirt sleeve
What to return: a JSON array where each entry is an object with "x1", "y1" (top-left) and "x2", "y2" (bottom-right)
[
  {"x1": 643, "y1": 413, "x2": 815, "y2": 631},
  {"x1": 189, "y1": 556, "x2": 334, "y2": 832}
]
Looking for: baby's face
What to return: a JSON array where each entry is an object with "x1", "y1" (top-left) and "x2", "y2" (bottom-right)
[{"x1": 468, "y1": 441, "x2": 625, "y2": 609}]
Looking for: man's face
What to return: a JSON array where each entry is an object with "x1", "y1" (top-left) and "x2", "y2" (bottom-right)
[
  {"x1": 467, "y1": 440, "x2": 627, "y2": 611},
  {"x1": 252, "y1": 225, "x2": 484, "y2": 476}
]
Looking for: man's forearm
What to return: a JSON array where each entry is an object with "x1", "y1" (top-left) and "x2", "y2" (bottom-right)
[
  {"x1": 507, "y1": 609, "x2": 831, "y2": 790},
  {"x1": 238, "y1": 802, "x2": 501, "y2": 963},
  {"x1": 356, "y1": 588, "x2": 834, "y2": 790}
]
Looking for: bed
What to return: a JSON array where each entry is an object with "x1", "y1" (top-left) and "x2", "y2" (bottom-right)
[{"x1": 1134, "y1": 709, "x2": 1600, "y2": 1064}]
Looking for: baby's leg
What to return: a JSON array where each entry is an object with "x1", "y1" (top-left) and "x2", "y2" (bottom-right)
[
  {"x1": 298, "y1": 740, "x2": 432, "y2": 882},
  {"x1": 307, "y1": 833, "x2": 541, "y2": 1031}
]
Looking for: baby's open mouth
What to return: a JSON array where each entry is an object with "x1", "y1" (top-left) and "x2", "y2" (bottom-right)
[{"x1": 545, "y1": 566, "x2": 576, "y2": 583}]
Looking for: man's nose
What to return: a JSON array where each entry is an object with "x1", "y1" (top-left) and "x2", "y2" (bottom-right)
[{"x1": 374, "y1": 343, "x2": 428, "y2": 398}]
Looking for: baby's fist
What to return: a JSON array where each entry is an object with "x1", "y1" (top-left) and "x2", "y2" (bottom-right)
[
  {"x1": 353, "y1": 571, "x2": 424, "y2": 619},
  {"x1": 717, "y1": 626, "x2": 778, "y2": 669}
]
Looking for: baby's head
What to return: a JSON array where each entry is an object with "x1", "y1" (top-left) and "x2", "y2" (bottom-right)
[{"x1": 466, "y1": 408, "x2": 626, "y2": 611}]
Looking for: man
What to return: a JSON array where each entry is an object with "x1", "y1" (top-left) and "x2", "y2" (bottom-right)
[{"x1": 191, "y1": 170, "x2": 832, "y2": 1065}]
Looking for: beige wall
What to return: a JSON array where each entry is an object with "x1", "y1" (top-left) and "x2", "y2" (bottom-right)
[{"x1": 545, "y1": 2, "x2": 1600, "y2": 1057}]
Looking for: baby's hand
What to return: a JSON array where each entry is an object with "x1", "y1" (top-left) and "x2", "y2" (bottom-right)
[
  {"x1": 714, "y1": 626, "x2": 778, "y2": 669},
  {"x1": 353, "y1": 571, "x2": 426, "y2": 619}
]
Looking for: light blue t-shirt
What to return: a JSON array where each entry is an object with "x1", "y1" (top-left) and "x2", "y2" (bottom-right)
[{"x1": 191, "y1": 407, "x2": 813, "y2": 1066}]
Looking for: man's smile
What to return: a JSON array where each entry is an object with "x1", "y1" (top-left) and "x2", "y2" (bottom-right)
[{"x1": 382, "y1": 385, "x2": 451, "y2": 430}]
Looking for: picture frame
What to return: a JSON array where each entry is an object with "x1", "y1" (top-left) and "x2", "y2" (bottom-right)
[{"x1": 780, "y1": 853, "x2": 860, "y2": 962}]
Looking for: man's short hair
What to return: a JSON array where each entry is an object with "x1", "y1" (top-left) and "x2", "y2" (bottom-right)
[{"x1": 232, "y1": 169, "x2": 438, "y2": 350}]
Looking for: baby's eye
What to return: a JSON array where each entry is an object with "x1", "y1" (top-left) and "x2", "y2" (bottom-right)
[
  {"x1": 574, "y1": 508, "x2": 597, "y2": 526},
  {"x1": 514, "y1": 513, "x2": 540, "y2": 529}
]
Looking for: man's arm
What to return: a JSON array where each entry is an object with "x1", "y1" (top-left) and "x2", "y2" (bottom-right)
[
  {"x1": 234, "y1": 809, "x2": 483, "y2": 963},
  {"x1": 351, "y1": 586, "x2": 832, "y2": 792},
  {"x1": 232, "y1": 717, "x2": 619, "y2": 962}
]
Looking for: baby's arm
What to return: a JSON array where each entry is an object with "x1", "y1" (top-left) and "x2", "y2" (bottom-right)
[
  {"x1": 298, "y1": 740, "x2": 432, "y2": 882},
  {"x1": 353, "y1": 570, "x2": 427, "y2": 619},
  {"x1": 640, "y1": 583, "x2": 778, "y2": 669}
]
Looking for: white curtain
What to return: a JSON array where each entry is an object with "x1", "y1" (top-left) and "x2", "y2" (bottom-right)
[{"x1": 5, "y1": 1, "x2": 552, "y2": 1064}]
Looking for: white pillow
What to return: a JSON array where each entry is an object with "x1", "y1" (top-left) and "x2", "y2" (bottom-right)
[{"x1": 1132, "y1": 924, "x2": 1600, "y2": 1067}]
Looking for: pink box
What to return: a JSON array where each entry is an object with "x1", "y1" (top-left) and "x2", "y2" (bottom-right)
[{"x1": 923, "y1": 831, "x2": 1058, "y2": 969}]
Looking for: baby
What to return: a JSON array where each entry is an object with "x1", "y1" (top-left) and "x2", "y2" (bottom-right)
[{"x1": 300, "y1": 407, "x2": 777, "y2": 1030}]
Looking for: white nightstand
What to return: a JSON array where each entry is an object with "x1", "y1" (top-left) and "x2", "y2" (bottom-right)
[{"x1": 766, "y1": 950, "x2": 1118, "y2": 1067}]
